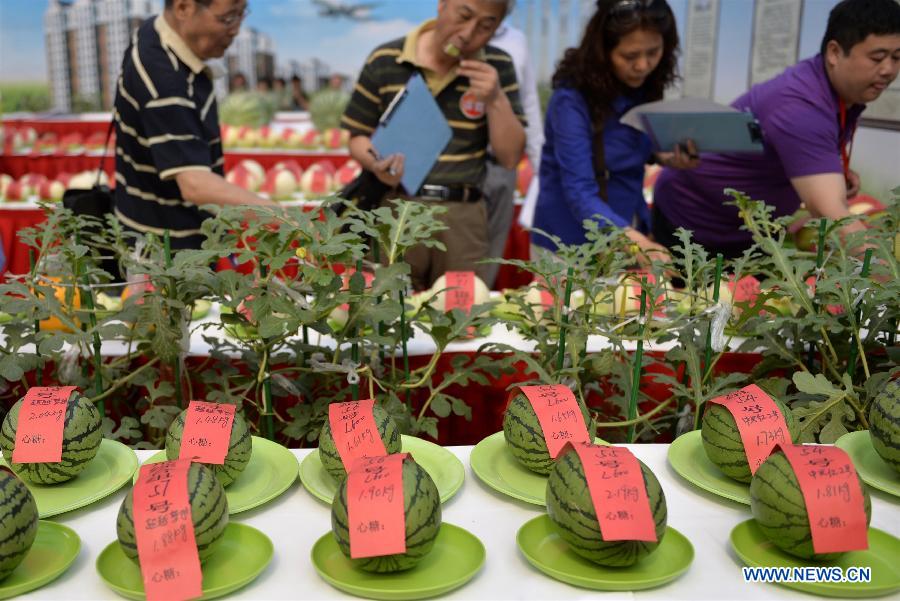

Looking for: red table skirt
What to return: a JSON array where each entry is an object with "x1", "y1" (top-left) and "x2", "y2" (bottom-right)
[
  {"x1": 0, "y1": 207, "x2": 46, "y2": 274},
  {"x1": 3, "y1": 117, "x2": 109, "y2": 139}
]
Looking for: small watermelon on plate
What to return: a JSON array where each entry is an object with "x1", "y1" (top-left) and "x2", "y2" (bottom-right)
[
  {"x1": 868, "y1": 378, "x2": 899, "y2": 474},
  {"x1": 0, "y1": 469, "x2": 38, "y2": 580},
  {"x1": 117, "y1": 463, "x2": 228, "y2": 564},
  {"x1": 331, "y1": 456, "x2": 441, "y2": 573},
  {"x1": 502, "y1": 390, "x2": 595, "y2": 475},
  {"x1": 750, "y1": 450, "x2": 871, "y2": 561},
  {"x1": 545, "y1": 446, "x2": 667, "y2": 566},
  {"x1": 701, "y1": 397, "x2": 799, "y2": 483},
  {"x1": 0, "y1": 391, "x2": 102, "y2": 484},
  {"x1": 317, "y1": 402, "x2": 401, "y2": 482},
  {"x1": 164, "y1": 407, "x2": 252, "y2": 488}
]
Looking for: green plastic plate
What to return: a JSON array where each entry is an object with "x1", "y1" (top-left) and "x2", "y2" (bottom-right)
[
  {"x1": 0, "y1": 521, "x2": 81, "y2": 599},
  {"x1": 96, "y1": 522, "x2": 272, "y2": 600},
  {"x1": 516, "y1": 515, "x2": 693, "y2": 590},
  {"x1": 469, "y1": 431, "x2": 606, "y2": 506},
  {"x1": 311, "y1": 523, "x2": 484, "y2": 600},
  {"x1": 835, "y1": 431, "x2": 900, "y2": 498},
  {"x1": 299, "y1": 435, "x2": 464, "y2": 505},
  {"x1": 730, "y1": 519, "x2": 900, "y2": 598},
  {"x1": 667, "y1": 430, "x2": 751, "y2": 505},
  {"x1": 136, "y1": 436, "x2": 297, "y2": 514},
  {"x1": 1, "y1": 438, "x2": 138, "y2": 518}
]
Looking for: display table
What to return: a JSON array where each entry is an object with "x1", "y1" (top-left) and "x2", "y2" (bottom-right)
[{"x1": 21, "y1": 444, "x2": 900, "y2": 600}]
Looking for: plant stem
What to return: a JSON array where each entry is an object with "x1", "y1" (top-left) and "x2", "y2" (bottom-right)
[
  {"x1": 28, "y1": 249, "x2": 42, "y2": 385},
  {"x1": 846, "y1": 248, "x2": 874, "y2": 380},
  {"x1": 74, "y1": 232, "x2": 105, "y2": 416},
  {"x1": 806, "y1": 219, "x2": 828, "y2": 368},
  {"x1": 87, "y1": 357, "x2": 160, "y2": 404},
  {"x1": 556, "y1": 267, "x2": 574, "y2": 373},
  {"x1": 398, "y1": 288, "x2": 411, "y2": 411},
  {"x1": 163, "y1": 230, "x2": 184, "y2": 409},
  {"x1": 703, "y1": 254, "x2": 723, "y2": 380},
  {"x1": 597, "y1": 396, "x2": 674, "y2": 428},
  {"x1": 627, "y1": 282, "x2": 647, "y2": 443}
]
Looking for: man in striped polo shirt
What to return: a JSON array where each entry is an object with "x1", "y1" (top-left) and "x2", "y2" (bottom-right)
[
  {"x1": 114, "y1": 0, "x2": 276, "y2": 250},
  {"x1": 342, "y1": 0, "x2": 526, "y2": 290}
]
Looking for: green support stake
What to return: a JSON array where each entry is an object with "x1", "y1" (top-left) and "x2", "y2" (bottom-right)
[
  {"x1": 257, "y1": 262, "x2": 275, "y2": 440},
  {"x1": 350, "y1": 259, "x2": 362, "y2": 401},
  {"x1": 398, "y1": 287, "x2": 411, "y2": 411},
  {"x1": 29, "y1": 249, "x2": 42, "y2": 386},
  {"x1": 627, "y1": 281, "x2": 648, "y2": 443},
  {"x1": 846, "y1": 248, "x2": 874, "y2": 379},
  {"x1": 163, "y1": 230, "x2": 184, "y2": 409},
  {"x1": 74, "y1": 232, "x2": 105, "y2": 417},
  {"x1": 556, "y1": 267, "x2": 575, "y2": 373}
]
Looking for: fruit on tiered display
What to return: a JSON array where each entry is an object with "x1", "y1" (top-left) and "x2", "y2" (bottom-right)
[
  {"x1": 300, "y1": 163, "x2": 334, "y2": 195},
  {"x1": 19, "y1": 174, "x2": 48, "y2": 197},
  {"x1": 37, "y1": 179, "x2": 65, "y2": 202},
  {"x1": 334, "y1": 159, "x2": 362, "y2": 189},
  {"x1": 225, "y1": 163, "x2": 258, "y2": 191},
  {"x1": 502, "y1": 389, "x2": 595, "y2": 475},
  {"x1": 165, "y1": 408, "x2": 253, "y2": 488},
  {"x1": 331, "y1": 456, "x2": 441, "y2": 573},
  {"x1": 750, "y1": 450, "x2": 871, "y2": 561},
  {"x1": 241, "y1": 159, "x2": 266, "y2": 189},
  {"x1": 2, "y1": 180, "x2": 25, "y2": 202},
  {"x1": 869, "y1": 378, "x2": 900, "y2": 474},
  {"x1": 0, "y1": 174, "x2": 13, "y2": 198},
  {"x1": 546, "y1": 446, "x2": 668, "y2": 566},
  {"x1": 318, "y1": 402, "x2": 402, "y2": 481},
  {"x1": 66, "y1": 169, "x2": 110, "y2": 190},
  {"x1": 261, "y1": 165, "x2": 299, "y2": 200},
  {"x1": 59, "y1": 133, "x2": 85, "y2": 154},
  {"x1": 0, "y1": 391, "x2": 103, "y2": 484},
  {"x1": 300, "y1": 129, "x2": 321, "y2": 150},
  {"x1": 701, "y1": 395, "x2": 799, "y2": 483},
  {"x1": 0, "y1": 469, "x2": 39, "y2": 581},
  {"x1": 117, "y1": 463, "x2": 229, "y2": 563},
  {"x1": 322, "y1": 127, "x2": 350, "y2": 150}
]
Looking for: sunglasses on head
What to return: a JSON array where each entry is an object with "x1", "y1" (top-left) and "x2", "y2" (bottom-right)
[{"x1": 607, "y1": 0, "x2": 667, "y2": 24}]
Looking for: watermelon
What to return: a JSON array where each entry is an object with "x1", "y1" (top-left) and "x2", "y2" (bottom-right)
[
  {"x1": 0, "y1": 469, "x2": 39, "y2": 580},
  {"x1": 503, "y1": 391, "x2": 595, "y2": 475},
  {"x1": 701, "y1": 397, "x2": 799, "y2": 483},
  {"x1": 331, "y1": 457, "x2": 441, "y2": 573},
  {"x1": 546, "y1": 447, "x2": 667, "y2": 566},
  {"x1": 0, "y1": 391, "x2": 102, "y2": 484},
  {"x1": 165, "y1": 407, "x2": 252, "y2": 488},
  {"x1": 318, "y1": 403, "x2": 402, "y2": 482},
  {"x1": 750, "y1": 451, "x2": 871, "y2": 561},
  {"x1": 117, "y1": 463, "x2": 229, "y2": 564},
  {"x1": 868, "y1": 379, "x2": 899, "y2": 474}
]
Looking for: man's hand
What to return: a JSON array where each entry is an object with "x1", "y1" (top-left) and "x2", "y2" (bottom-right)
[
  {"x1": 458, "y1": 60, "x2": 501, "y2": 105},
  {"x1": 624, "y1": 227, "x2": 671, "y2": 266},
  {"x1": 655, "y1": 139, "x2": 700, "y2": 170},
  {"x1": 846, "y1": 169, "x2": 861, "y2": 199},
  {"x1": 371, "y1": 153, "x2": 405, "y2": 187}
]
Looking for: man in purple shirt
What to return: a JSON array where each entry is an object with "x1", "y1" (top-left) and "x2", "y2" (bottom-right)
[{"x1": 653, "y1": 0, "x2": 900, "y2": 257}]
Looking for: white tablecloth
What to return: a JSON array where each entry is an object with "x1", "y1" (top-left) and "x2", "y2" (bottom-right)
[{"x1": 21, "y1": 444, "x2": 900, "y2": 600}]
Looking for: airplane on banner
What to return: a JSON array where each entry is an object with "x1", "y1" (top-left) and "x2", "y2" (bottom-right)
[{"x1": 311, "y1": 0, "x2": 380, "y2": 20}]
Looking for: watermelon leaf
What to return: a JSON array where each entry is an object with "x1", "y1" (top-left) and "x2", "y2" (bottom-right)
[{"x1": 793, "y1": 372, "x2": 841, "y2": 398}]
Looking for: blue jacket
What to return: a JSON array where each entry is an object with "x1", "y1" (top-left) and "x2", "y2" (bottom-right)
[{"x1": 532, "y1": 87, "x2": 653, "y2": 249}]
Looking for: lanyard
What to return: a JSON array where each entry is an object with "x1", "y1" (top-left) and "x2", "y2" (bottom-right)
[{"x1": 838, "y1": 99, "x2": 857, "y2": 180}]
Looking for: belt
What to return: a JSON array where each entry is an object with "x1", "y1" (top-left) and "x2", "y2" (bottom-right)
[{"x1": 416, "y1": 184, "x2": 483, "y2": 203}]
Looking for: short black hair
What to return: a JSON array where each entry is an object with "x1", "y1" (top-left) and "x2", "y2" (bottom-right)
[
  {"x1": 821, "y1": 0, "x2": 900, "y2": 55},
  {"x1": 164, "y1": 0, "x2": 214, "y2": 9}
]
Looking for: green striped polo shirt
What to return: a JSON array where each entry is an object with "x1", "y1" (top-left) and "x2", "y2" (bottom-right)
[
  {"x1": 113, "y1": 15, "x2": 222, "y2": 250},
  {"x1": 342, "y1": 19, "x2": 525, "y2": 190}
]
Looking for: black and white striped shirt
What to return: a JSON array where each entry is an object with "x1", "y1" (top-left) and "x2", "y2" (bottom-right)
[{"x1": 113, "y1": 15, "x2": 223, "y2": 250}]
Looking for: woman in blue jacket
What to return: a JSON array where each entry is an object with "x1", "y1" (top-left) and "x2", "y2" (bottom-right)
[{"x1": 532, "y1": 0, "x2": 697, "y2": 260}]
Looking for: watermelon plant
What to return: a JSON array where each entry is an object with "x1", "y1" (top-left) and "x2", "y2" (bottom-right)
[
  {"x1": 750, "y1": 450, "x2": 871, "y2": 561},
  {"x1": 0, "y1": 469, "x2": 38, "y2": 580},
  {"x1": 546, "y1": 446, "x2": 667, "y2": 566},
  {"x1": 165, "y1": 408, "x2": 253, "y2": 487},
  {"x1": 117, "y1": 462, "x2": 229, "y2": 563},
  {"x1": 331, "y1": 456, "x2": 441, "y2": 572},
  {"x1": 0, "y1": 390, "x2": 102, "y2": 484}
]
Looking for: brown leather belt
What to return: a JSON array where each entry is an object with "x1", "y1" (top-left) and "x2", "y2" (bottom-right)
[{"x1": 415, "y1": 184, "x2": 483, "y2": 203}]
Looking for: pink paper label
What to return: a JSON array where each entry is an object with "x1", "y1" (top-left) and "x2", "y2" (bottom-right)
[
  {"x1": 514, "y1": 385, "x2": 591, "y2": 459},
  {"x1": 444, "y1": 271, "x2": 475, "y2": 313},
  {"x1": 179, "y1": 401, "x2": 236, "y2": 465},
  {"x1": 774, "y1": 444, "x2": 868, "y2": 554},
  {"x1": 133, "y1": 460, "x2": 203, "y2": 601},
  {"x1": 566, "y1": 443, "x2": 657, "y2": 541},
  {"x1": 12, "y1": 386, "x2": 77, "y2": 464},
  {"x1": 707, "y1": 384, "x2": 790, "y2": 474},
  {"x1": 347, "y1": 454, "x2": 407, "y2": 559},
  {"x1": 329, "y1": 399, "x2": 388, "y2": 470}
]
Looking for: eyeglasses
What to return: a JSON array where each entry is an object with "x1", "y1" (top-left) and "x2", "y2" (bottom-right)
[
  {"x1": 608, "y1": 0, "x2": 666, "y2": 23},
  {"x1": 207, "y1": 5, "x2": 250, "y2": 27}
]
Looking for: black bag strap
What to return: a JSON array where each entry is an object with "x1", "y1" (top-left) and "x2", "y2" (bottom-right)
[
  {"x1": 592, "y1": 119, "x2": 609, "y2": 201},
  {"x1": 95, "y1": 117, "x2": 116, "y2": 188}
]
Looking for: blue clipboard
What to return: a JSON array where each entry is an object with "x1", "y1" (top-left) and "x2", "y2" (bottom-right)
[
  {"x1": 640, "y1": 111, "x2": 764, "y2": 154},
  {"x1": 371, "y1": 73, "x2": 453, "y2": 195}
]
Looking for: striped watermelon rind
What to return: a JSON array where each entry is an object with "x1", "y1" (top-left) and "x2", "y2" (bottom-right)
[
  {"x1": 701, "y1": 398, "x2": 798, "y2": 483},
  {"x1": 165, "y1": 407, "x2": 253, "y2": 488},
  {"x1": 0, "y1": 392, "x2": 103, "y2": 484},
  {"x1": 116, "y1": 462, "x2": 229, "y2": 564},
  {"x1": 868, "y1": 379, "x2": 899, "y2": 475},
  {"x1": 546, "y1": 447, "x2": 667, "y2": 567},
  {"x1": 503, "y1": 391, "x2": 595, "y2": 475},
  {"x1": 318, "y1": 402, "x2": 402, "y2": 482},
  {"x1": 0, "y1": 469, "x2": 39, "y2": 580},
  {"x1": 331, "y1": 457, "x2": 441, "y2": 573},
  {"x1": 750, "y1": 451, "x2": 872, "y2": 561}
]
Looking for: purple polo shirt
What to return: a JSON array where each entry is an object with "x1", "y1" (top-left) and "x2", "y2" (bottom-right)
[{"x1": 654, "y1": 55, "x2": 864, "y2": 255}]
